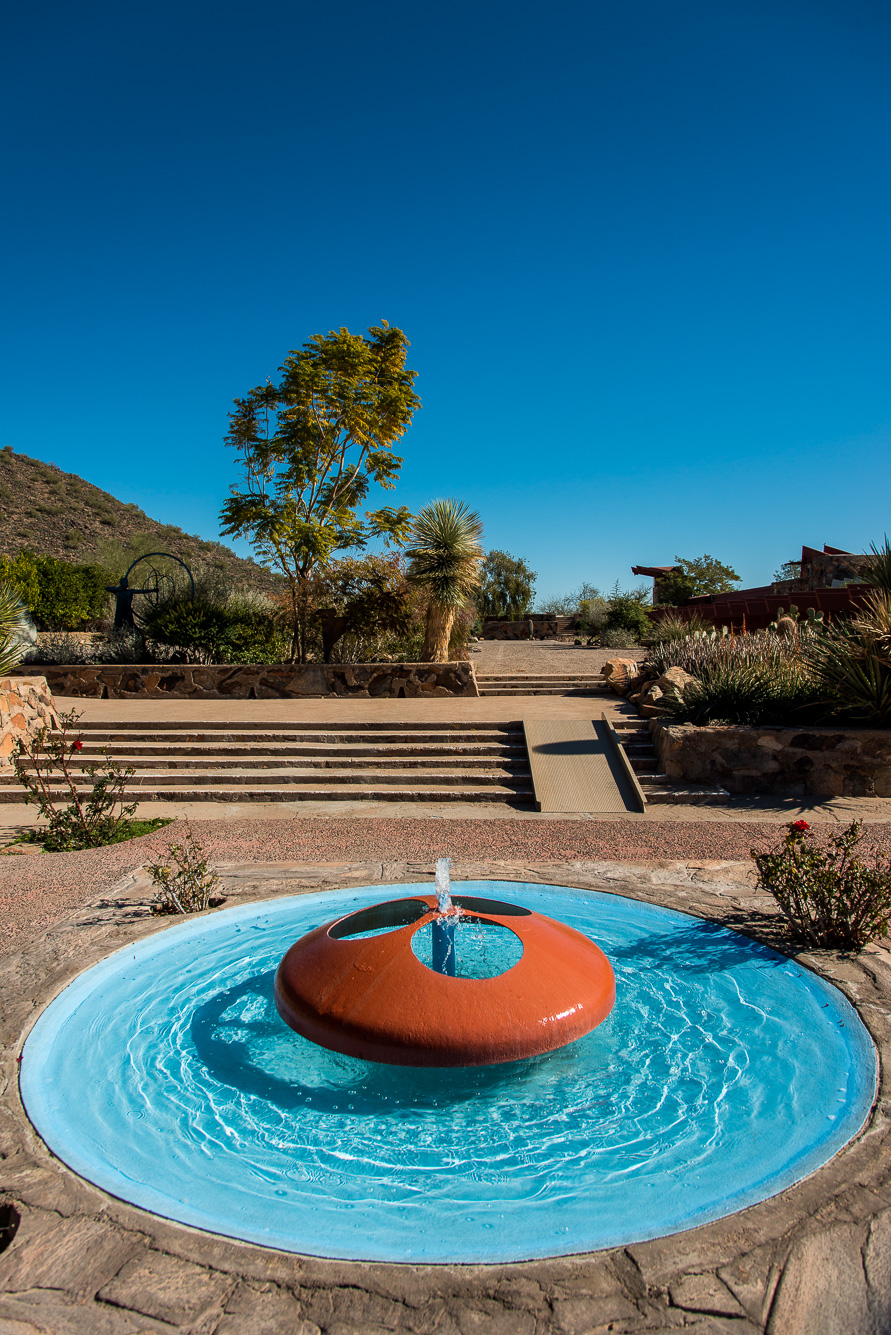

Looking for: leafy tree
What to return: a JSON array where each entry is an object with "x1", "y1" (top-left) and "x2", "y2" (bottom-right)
[
  {"x1": 219, "y1": 324, "x2": 419, "y2": 662},
  {"x1": 477, "y1": 550, "x2": 536, "y2": 619},
  {"x1": 405, "y1": 500, "x2": 484, "y2": 661},
  {"x1": 656, "y1": 555, "x2": 741, "y2": 604},
  {"x1": 774, "y1": 559, "x2": 802, "y2": 584},
  {"x1": 305, "y1": 553, "x2": 412, "y2": 662}
]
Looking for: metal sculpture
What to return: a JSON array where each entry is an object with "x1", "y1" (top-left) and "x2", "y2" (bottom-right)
[{"x1": 107, "y1": 552, "x2": 195, "y2": 630}]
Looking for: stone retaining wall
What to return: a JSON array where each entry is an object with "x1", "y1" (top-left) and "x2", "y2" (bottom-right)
[
  {"x1": 652, "y1": 720, "x2": 891, "y2": 797},
  {"x1": 15, "y1": 661, "x2": 479, "y2": 700},
  {"x1": 0, "y1": 676, "x2": 58, "y2": 772},
  {"x1": 481, "y1": 616, "x2": 576, "y2": 640}
]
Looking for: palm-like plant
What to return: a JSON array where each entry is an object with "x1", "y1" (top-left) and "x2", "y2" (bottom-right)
[
  {"x1": 0, "y1": 581, "x2": 31, "y2": 675},
  {"x1": 405, "y1": 500, "x2": 484, "y2": 662},
  {"x1": 864, "y1": 536, "x2": 891, "y2": 594}
]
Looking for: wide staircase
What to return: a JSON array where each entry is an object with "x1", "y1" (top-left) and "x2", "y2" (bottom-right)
[
  {"x1": 475, "y1": 672, "x2": 609, "y2": 697},
  {"x1": 1, "y1": 719, "x2": 536, "y2": 806}
]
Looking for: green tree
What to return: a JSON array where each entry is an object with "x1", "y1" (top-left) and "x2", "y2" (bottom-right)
[
  {"x1": 405, "y1": 500, "x2": 484, "y2": 662},
  {"x1": 219, "y1": 324, "x2": 419, "y2": 662},
  {"x1": 477, "y1": 550, "x2": 536, "y2": 619},
  {"x1": 657, "y1": 554, "x2": 741, "y2": 603},
  {"x1": 774, "y1": 559, "x2": 802, "y2": 583}
]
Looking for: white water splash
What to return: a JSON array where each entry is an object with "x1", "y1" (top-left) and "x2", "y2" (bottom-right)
[{"x1": 434, "y1": 857, "x2": 453, "y2": 915}]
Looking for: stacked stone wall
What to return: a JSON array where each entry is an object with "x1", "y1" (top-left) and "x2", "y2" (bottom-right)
[
  {"x1": 651, "y1": 720, "x2": 891, "y2": 797},
  {"x1": 14, "y1": 662, "x2": 479, "y2": 700},
  {"x1": 0, "y1": 676, "x2": 58, "y2": 773}
]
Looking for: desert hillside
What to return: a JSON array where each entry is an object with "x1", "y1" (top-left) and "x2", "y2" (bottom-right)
[{"x1": 0, "y1": 447, "x2": 281, "y2": 594}]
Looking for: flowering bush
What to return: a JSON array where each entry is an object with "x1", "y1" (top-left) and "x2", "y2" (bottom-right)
[
  {"x1": 751, "y1": 820, "x2": 891, "y2": 951},
  {"x1": 12, "y1": 709, "x2": 139, "y2": 851}
]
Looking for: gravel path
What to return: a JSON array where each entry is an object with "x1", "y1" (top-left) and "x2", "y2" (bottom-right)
[
  {"x1": 471, "y1": 639, "x2": 645, "y2": 672},
  {"x1": 3, "y1": 815, "x2": 891, "y2": 955}
]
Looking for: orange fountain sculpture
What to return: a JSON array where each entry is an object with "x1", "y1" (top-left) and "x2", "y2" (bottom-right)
[{"x1": 275, "y1": 865, "x2": 615, "y2": 1068}]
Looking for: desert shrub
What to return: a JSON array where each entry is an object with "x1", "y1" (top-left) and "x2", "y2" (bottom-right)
[
  {"x1": 599, "y1": 626, "x2": 639, "y2": 650},
  {"x1": 0, "y1": 552, "x2": 108, "y2": 630},
  {"x1": 148, "y1": 826, "x2": 222, "y2": 915},
  {"x1": 652, "y1": 628, "x2": 803, "y2": 677},
  {"x1": 645, "y1": 610, "x2": 708, "y2": 644},
  {"x1": 578, "y1": 596, "x2": 609, "y2": 639},
  {"x1": 752, "y1": 820, "x2": 891, "y2": 951},
  {"x1": 666, "y1": 658, "x2": 823, "y2": 726},
  {"x1": 25, "y1": 633, "x2": 102, "y2": 665},
  {"x1": 603, "y1": 585, "x2": 652, "y2": 644}
]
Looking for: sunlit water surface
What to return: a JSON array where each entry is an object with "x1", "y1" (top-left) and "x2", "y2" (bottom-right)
[{"x1": 21, "y1": 882, "x2": 876, "y2": 1263}]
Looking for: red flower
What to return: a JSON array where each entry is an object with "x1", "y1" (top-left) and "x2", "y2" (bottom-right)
[
  {"x1": 791, "y1": 819, "x2": 810, "y2": 832},
  {"x1": 72, "y1": 740, "x2": 83, "y2": 752}
]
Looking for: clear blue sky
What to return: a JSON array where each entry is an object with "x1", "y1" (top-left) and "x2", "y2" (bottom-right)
[{"x1": 2, "y1": 0, "x2": 889, "y2": 604}]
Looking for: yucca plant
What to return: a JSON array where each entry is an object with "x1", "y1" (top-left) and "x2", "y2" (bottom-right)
[
  {"x1": 0, "y1": 581, "x2": 31, "y2": 675},
  {"x1": 864, "y1": 536, "x2": 891, "y2": 595},
  {"x1": 405, "y1": 500, "x2": 484, "y2": 661},
  {"x1": 807, "y1": 589, "x2": 891, "y2": 726}
]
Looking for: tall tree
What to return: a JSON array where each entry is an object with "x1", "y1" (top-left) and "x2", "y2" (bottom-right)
[
  {"x1": 219, "y1": 324, "x2": 419, "y2": 661},
  {"x1": 477, "y1": 550, "x2": 536, "y2": 619},
  {"x1": 405, "y1": 500, "x2": 484, "y2": 661}
]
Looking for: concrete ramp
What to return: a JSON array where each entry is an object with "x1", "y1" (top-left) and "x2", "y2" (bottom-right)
[{"x1": 523, "y1": 715, "x2": 647, "y2": 813}]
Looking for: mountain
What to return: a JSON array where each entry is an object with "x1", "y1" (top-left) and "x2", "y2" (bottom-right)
[{"x1": 0, "y1": 447, "x2": 282, "y2": 594}]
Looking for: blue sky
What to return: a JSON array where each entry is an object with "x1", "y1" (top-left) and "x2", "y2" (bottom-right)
[{"x1": 2, "y1": 0, "x2": 889, "y2": 604}]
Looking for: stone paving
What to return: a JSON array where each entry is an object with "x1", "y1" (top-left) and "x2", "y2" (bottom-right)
[{"x1": 3, "y1": 856, "x2": 891, "y2": 1334}]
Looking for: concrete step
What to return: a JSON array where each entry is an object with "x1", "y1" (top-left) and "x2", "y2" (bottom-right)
[
  {"x1": 643, "y1": 785, "x2": 731, "y2": 805},
  {"x1": 478, "y1": 687, "x2": 607, "y2": 696},
  {"x1": 629, "y1": 758, "x2": 658, "y2": 772},
  {"x1": 0, "y1": 782, "x2": 536, "y2": 804},
  {"x1": 63, "y1": 742, "x2": 530, "y2": 760},
  {"x1": 15, "y1": 755, "x2": 532, "y2": 774},
  {"x1": 68, "y1": 726, "x2": 523, "y2": 736},
  {"x1": 58, "y1": 726, "x2": 525, "y2": 743},
  {"x1": 3, "y1": 762, "x2": 529, "y2": 785}
]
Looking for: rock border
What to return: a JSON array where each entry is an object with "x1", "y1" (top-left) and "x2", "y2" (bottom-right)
[{"x1": 2, "y1": 858, "x2": 891, "y2": 1334}]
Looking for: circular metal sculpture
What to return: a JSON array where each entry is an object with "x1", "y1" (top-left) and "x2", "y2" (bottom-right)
[
  {"x1": 106, "y1": 552, "x2": 195, "y2": 630},
  {"x1": 274, "y1": 893, "x2": 616, "y2": 1067}
]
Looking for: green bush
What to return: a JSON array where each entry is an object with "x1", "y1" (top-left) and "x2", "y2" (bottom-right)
[
  {"x1": 604, "y1": 586, "x2": 652, "y2": 644},
  {"x1": 0, "y1": 552, "x2": 108, "y2": 630},
  {"x1": 752, "y1": 820, "x2": 891, "y2": 951},
  {"x1": 143, "y1": 595, "x2": 285, "y2": 664}
]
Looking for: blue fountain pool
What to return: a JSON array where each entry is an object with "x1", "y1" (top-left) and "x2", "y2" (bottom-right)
[{"x1": 21, "y1": 882, "x2": 876, "y2": 1264}]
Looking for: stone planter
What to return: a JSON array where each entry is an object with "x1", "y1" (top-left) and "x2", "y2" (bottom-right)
[
  {"x1": 651, "y1": 720, "x2": 891, "y2": 797},
  {"x1": 13, "y1": 661, "x2": 479, "y2": 701}
]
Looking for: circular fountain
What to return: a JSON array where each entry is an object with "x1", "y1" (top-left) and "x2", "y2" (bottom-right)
[
  {"x1": 20, "y1": 875, "x2": 877, "y2": 1264},
  {"x1": 274, "y1": 861, "x2": 615, "y2": 1066}
]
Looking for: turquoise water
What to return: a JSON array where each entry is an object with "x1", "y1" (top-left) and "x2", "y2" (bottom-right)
[{"x1": 21, "y1": 882, "x2": 877, "y2": 1263}]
